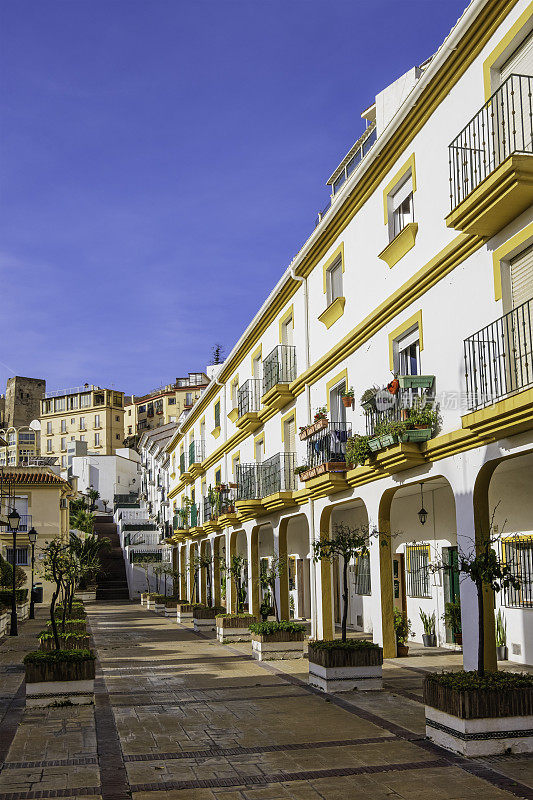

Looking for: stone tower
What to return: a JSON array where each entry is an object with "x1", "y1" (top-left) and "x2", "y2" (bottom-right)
[{"x1": 4, "y1": 376, "x2": 46, "y2": 428}]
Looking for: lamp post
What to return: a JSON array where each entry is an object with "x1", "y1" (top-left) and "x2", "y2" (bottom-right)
[
  {"x1": 28, "y1": 526, "x2": 38, "y2": 619},
  {"x1": 8, "y1": 508, "x2": 21, "y2": 636}
]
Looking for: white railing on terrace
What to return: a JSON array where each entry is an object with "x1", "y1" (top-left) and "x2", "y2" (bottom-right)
[
  {"x1": 126, "y1": 532, "x2": 161, "y2": 547},
  {"x1": 45, "y1": 385, "x2": 99, "y2": 398},
  {"x1": 120, "y1": 508, "x2": 150, "y2": 521}
]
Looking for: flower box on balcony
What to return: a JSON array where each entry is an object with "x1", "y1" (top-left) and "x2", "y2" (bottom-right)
[
  {"x1": 249, "y1": 621, "x2": 306, "y2": 661},
  {"x1": 398, "y1": 375, "x2": 434, "y2": 390},
  {"x1": 308, "y1": 640, "x2": 383, "y2": 693},
  {"x1": 368, "y1": 434, "x2": 395, "y2": 452},
  {"x1": 424, "y1": 672, "x2": 533, "y2": 756},
  {"x1": 398, "y1": 428, "x2": 432, "y2": 443},
  {"x1": 215, "y1": 613, "x2": 257, "y2": 643},
  {"x1": 299, "y1": 419, "x2": 329, "y2": 440},
  {"x1": 24, "y1": 649, "x2": 96, "y2": 708}
]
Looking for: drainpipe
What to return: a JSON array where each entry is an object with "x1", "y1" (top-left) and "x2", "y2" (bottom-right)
[{"x1": 214, "y1": 372, "x2": 228, "y2": 482}]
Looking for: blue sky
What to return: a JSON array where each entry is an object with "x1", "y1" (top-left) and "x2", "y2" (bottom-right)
[{"x1": 1, "y1": 0, "x2": 467, "y2": 396}]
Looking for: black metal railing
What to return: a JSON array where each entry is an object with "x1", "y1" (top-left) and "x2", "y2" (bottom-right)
[
  {"x1": 306, "y1": 422, "x2": 352, "y2": 467},
  {"x1": 237, "y1": 379, "x2": 262, "y2": 418},
  {"x1": 236, "y1": 463, "x2": 263, "y2": 500},
  {"x1": 113, "y1": 493, "x2": 139, "y2": 509},
  {"x1": 499, "y1": 535, "x2": 533, "y2": 608},
  {"x1": 189, "y1": 439, "x2": 205, "y2": 466},
  {"x1": 173, "y1": 510, "x2": 189, "y2": 531},
  {"x1": 464, "y1": 296, "x2": 533, "y2": 410},
  {"x1": 263, "y1": 345, "x2": 297, "y2": 395},
  {"x1": 203, "y1": 487, "x2": 237, "y2": 521},
  {"x1": 179, "y1": 452, "x2": 187, "y2": 474},
  {"x1": 449, "y1": 74, "x2": 533, "y2": 209},
  {"x1": 0, "y1": 514, "x2": 31, "y2": 533},
  {"x1": 262, "y1": 453, "x2": 297, "y2": 495}
]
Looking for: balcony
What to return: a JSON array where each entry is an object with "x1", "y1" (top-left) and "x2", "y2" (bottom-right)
[
  {"x1": 236, "y1": 379, "x2": 263, "y2": 433},
  {"x1": 0, "y1": 514, "x2": 31, "y2": 533},
  {"x1": 202, "y1": 487, "x2": 238, "y2": 530},
  {"x1": 188, "y1": 440, "x2": 205, "y2": 478},
  {"x1": 262, "y1": 345, "x2": 297, "y2": 409},
  {"x1": 300, "y1": 422, "x2": 351, "y2": 497},
  {"x1": 114, "y1": 493, "x2": 140, "y2": 510},
  {"x1": 462, "y1": 296, "x2": 533, "y2": 439},
  {"x1": 446, "y1": 74, "x2": 533, "y2": 237},
  {"x1": 261, "y1": 453, "x2": 298, "y2": 511}
]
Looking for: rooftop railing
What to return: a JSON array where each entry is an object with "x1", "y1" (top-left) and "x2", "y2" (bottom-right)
[
  {"x1": 464, "y1": 295, "x2": 533, "y2": 410},
  {"x1": 449, "y1": 73, "x2": 533, "y2": 209}
]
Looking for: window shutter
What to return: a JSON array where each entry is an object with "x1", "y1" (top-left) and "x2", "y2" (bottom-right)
[
  {"x1": 330, "y1": 261, "x2": 343, "y2": 301},
  {"x1": 499, "y1": 31, "x2": 533, "y2": 84},
  {"x1": 391, "y1": 175, "x2": 413, "y2": 212},
  {"x1": 510, "y1": 245, "x2": 533, "y2": 309}
]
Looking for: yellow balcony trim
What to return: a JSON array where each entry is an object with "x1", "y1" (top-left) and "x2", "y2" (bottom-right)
[
  {"x1": 378, "y1": 222, "x2": 418, "y2": 268},
  {"x1": 261, "y1": 383, "x2": 295, "y2": 411},
  {"x1": 462, "y1": 387, "x2": 533, "y2": 441},
  {"x1": 318, "y1": 296, "x2": 345, "y2": 329},
  {"x1": 211, "y1": 425, "x2": 221, "y2": 439},
  {"x1": 227, "y1": 408, "x2": 239, "y2": 423},
  {"x1": 235, "y1": 412, "x2": 262, "y2": 434},
  {"x1": 261, "y1": 491, "x2": 298, "y2": 512},
  {"x1": 445, "y1": 154, "x2": 533, "y2": 237}
]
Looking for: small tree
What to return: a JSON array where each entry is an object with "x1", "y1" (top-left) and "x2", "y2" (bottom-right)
[
  {"x1": 0, "y1": 553, "x2": 27, "y2": 590},
  {"x1": 227, "y1": 554, "x2": 247, "y2": 613},
  {"x1": 41, "y1": 539, "x2": 71, "y2": 650},
  {"x1": 211, "y1": 343, "x2": 225, "y2": 365},
  {"x1": 87, "y1": 488, "x2": 100, "y2": 511},
  {"x1": 312, "y1": 523, "x2": 370, "y2": 642},
  {"x1": 189, "y1": 552, "x2": 213, "y2": 605},
  {"x1": 258, "y1": 555, "x2": 286, "y2": 622}
]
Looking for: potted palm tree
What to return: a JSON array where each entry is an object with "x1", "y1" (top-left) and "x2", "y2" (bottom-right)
[
  {"x1": 394, "y1": 609, "x2": 412, "y2": 656},
  {"x1": 495, "y1": 609, "x2": 508, "y2": 661}
]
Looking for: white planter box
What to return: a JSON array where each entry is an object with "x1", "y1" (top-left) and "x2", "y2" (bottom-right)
[
  {"x1": 194, "y1": 617, "x2": 216, "y2": 632},
  {"x1": 216, "y1": 625, "x2": 251, "y2": 643},
  {"x1": 140, "y1": 595, "x2": 146, "y2": 607},
  {"x1": 17, "y1": 602, "x2": 29, "y2": 621},
  {"x1": 251, "y1": 638, "x2": 304, "y2": 661},
  {"x1": 165, "y1": 605, "x2": 177, "y2": 617},
  {"x1": 154, "y1": 603, "x2": 165, "y2": 614},
  {"x1": 76, "y1": 591, "x2": 96, "y2": 603},
  {"x1": 177, "y1": 609, "x2": 193, "y2": 623},
  {"x1": 0, "y1": 613, "x2": 7, "y2": 637},
  {"x1": 308, "y1": 662, "x2": 383, "y2": 693},
  {"x1": 146, "y1": 598, "x2": 154, "y2": 610},
  {"x1": 425, "y1": 705, "x2": 533, "y2": 756},
  {"x1": 26, "y1": 679, "x2": 95, "y2": 708}
]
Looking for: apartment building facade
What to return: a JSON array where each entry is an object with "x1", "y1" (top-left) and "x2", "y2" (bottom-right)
[
  {"x1": 166, "y1": 0, "x2": 533, "y2": 671},
  {"x1": 124, "y1": 373, "x2": 208, "y2": 446},
  {"x1": 40, "y1": 385, "x2": 125, "y2": 468},
  {"x1": 0, "y1": 426, "x2": 40, "y2": 467}
]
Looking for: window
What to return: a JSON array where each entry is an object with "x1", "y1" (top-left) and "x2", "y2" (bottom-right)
[
  {"x1": 329, "y1": 380, "x2": 347, "y2": 424},
  {"x1": 113, "y1": 393, "x2": 122, "y2": 406},
  {"x1": 502, "y1": 536, "x2": 533, "y2": 607},
  {"x1": 281, "y1": 314, "x2": 293, "y2": 346},
  {"x1": 389, "y1": 175, "x2": 414, "y2": 239},
  {"x1": 61, "y1": 455, "x2": 67, "y2": 468},
  {"x1": 80, "y1": 435, "x2": 85, "y2": 442},
  {"x1": 61, "y1": 420, "x2": 66, "y2": 433},
  {"x1": 231, "y1": 379, "x2": 238, "y2": 411},
  {"x1": 115, "y1": 415, "x2": 120, "y2": 422},
  {"x1": 139, "y1": 405, "x2": 146, "y2": 413},
  {"x1": 326, "y1": 257, "x2": 343, "y2": 306},
  {"x1": 215, "y1": 468, "x2": 222, "y2": 485},
  {"x1": 46, "y1": 422, "x2": 52, "y2": 435},
  {"x1": 54, "y1": 397, "x2": 66, "y2": 412},
  {"x1": 214, "y1": 401, "x2": 220, "y2": 429},
  {"x1": 354, "y1": 552, "x2": 371, "y2": 595},
  {"x1": 128, "y1": 426, "x2": 132, "y2": 435},
  {"x1": 61, "y1": 437, "x2": 66, "y2": 450},
  {"x1": 47, "y1": 439, "x2": 53, "y2": 453},
  {"x1": 94, "y1": 414, "x2": 101, "y2": 427},
  {"x1": 18, "y1": 433, "x2": 35, "y2": 444},
  {"x1": 71, "y1": 418, "x2": 75, "y2": 425},
  {"x1": 168, "y1": 397, "x2": 176, "y2": 405},
  {"x1": 95, "y1": 433, "x2": 101, "y2": 446},
  {"x1": 71, "y1": 436, "x2": 75, "y2": 441},
  {"x1": 67, "y1": 395, "x2": 78, "y2": 410},
  {"x1": 79, "y1": 417, "x2": 86, "y2": 430},
  {"x1": 80, "y1": 393, "x2": 91, "y2": 408},
  {"x1": 6, "y1": 547, "x2": 29, "y2": 566},
  {"x1": 396, "y1": 326, "x2": 420, "y2": 376},
  {"x1": 406, "y1": 545, "x2": 431, "y2": 598},
  {"x1": 116, "y1": 434, "x2": 120, "y2": 440},
  {"x1": 185, "y1": 392, "x2": 193, "y2": 406}
]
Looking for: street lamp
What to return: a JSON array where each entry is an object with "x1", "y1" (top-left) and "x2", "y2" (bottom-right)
[
  {"x1": 28, "y1": 526, "x2": 38, "y2": 619},
  {"x1": 8, "y1": 508, "x2": 21, "y2": 637}
]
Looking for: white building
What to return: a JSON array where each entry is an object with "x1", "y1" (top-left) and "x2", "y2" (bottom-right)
[
  {"x1": 166, "y1": 0, "x2": 533, "y2": 671},
  {"x1": 71, "y1": 447, "x2": 141, "y2": 511}
]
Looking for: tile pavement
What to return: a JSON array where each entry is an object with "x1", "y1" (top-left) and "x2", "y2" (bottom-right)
[{"x1": 0, "y1": 602, "x2": 531, "y2": 800}]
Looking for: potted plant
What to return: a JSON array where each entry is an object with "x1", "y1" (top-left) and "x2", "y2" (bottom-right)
[
  {"x1": 294, "y1": 464, "x2": 310, "y2": 482},
  {"x1": 346, "y1": 435, "x2": 371, "y2": 467},
  {"x1": 312, "y1": 407, "x2": 329, "y2": 434},
  {"x1": 394, "y1": 608, "x2": 412, "y2": 656},
  {"x1": 360, "y1": 386, "x2": 380, "y2": 413},
  {"x1": 443, "y1": 599, "x2": 462, "y2": 646},
  {"x1": 24, "y1": 649, "x2": 96, "y2": 707},
  {"x1": 399, "y1": 402, "x2": 439, "y2": 443},
  {"x1": 420, "y1": 609, "x2": 437, "y2": 647},
  {"x1": 193, "y1": 604, "x2": 225, "y2": 632},
  {"x1": 249, "y1": 620, "x2": 306, "y2": 661},
  {"x1": 176, "y1": 601, "x2": 194, "y2": 623},
  {"x1": 341, "y1": 387, "x2": 355, "y2": 408},
  {"x1": 398, "y1": 374, "x2": 435, "y2": 390},
  {"x1": 215, "y1": 613, "x2": 258, "y2": 643},
  {"x1": 495, "y1": 609, "x2": 507, "y2": 661},
  {"x1": 260, "y1": 598, "x2": 272, "y2": 621}
]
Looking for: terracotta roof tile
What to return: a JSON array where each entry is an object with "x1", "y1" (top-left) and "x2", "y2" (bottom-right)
[{"x1": 0, "y1": 467, "x2": 70, "y2": 486}]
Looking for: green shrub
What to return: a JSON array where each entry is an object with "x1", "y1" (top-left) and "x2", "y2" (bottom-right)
[
  {"x1": 425, "y1": 671, "x2": 533, "y2": 691},
  {"x1": 346, "y1": 435, "x2": 371, "y2": 466},
  {"x1": 310, "y1": 639, "x2": 380, "y2": 651},
  {"x1": 40, "y1": 631, "x2": 88, "y2": 641},
  {"x1": 249, "y1": 620, "x2": 306, "y2": 635},
  {"x1": 46, "y1": 618, "x2": 86, "y2": 626},
  {"x1": 216, "y1": 613, "x2": 255, "y2": 620},
  {"x1": 0, "y1": 589, "x2": 28, "y2": 604},
  {"x1": 23, "y1": 649, "x2": 95, "y2": 666}
]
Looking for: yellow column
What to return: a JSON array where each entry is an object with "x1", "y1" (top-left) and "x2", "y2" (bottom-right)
[
  {"x1": 378, "y1": 490, "x2": 396, "y2": 659},
  {"x1": 278, "y1": 520, "x2": 289, "y2": 621},
  {"x1": 213, "y1": 537, "x2": 221, "y2": 607},
  {"x1": 249, "y1": 527, "x2": 260, "y2": 618},
  {"x1": 318, "y1": 507, "x2": 334, "y2": 641}
]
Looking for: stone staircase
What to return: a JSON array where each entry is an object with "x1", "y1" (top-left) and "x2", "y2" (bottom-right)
[{"x1": 93, "y1": 514, "x2": 130, "y2": 601}]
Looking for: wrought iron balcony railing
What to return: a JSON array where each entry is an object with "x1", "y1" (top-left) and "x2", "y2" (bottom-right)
[
  {"x1": 203, "y1": 487, "x2": 237, "y2": 521},
  {"x1": 464, "y1": 295, "x2": 533, "y2": 410},
  {"x1": 188, "y1": 439, "x2": 205, "y2": 466},
  {"x1": 236, "y1": 463, "x2": 263, "y2": 500},
  {"x1": 237, "y1": 379, "x2": 262, "y2": 418},
  {"x1": 262, "y1": 453, "x2": 297, "y2": 494},
  {"x1": 0, "y1": 514, "x2": 31, "y2": 533},
  {"x1": 179, "y1": 452, "x2": 187, "y2": 474},
  {"x1": 263, "y1": 345, "x2": 297, "y2": 395},
  {"x1": 449, "y1": 73, "x2": 533, "y2": 209},
  {"x1": 306, "y1": 422, "x2": 352, "y2": 467}
]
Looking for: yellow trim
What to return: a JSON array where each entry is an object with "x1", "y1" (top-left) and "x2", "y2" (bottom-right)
[
  {"x1": 483, "y1": 2, "x2": 533, "y2": 98},
  {"x1": 211, "y1": 425, "x2": 221, "y2": 439},
  {"x1": 227, "y1": 408, "x2": 239, "y2": 423},
  {"x1": 405, "y1": 543, "x2": 430, "y2": 572},
  {"x1": 322, "y1": 243, "x2": 345, "y2": 294},
  {"x1": 250, "y1": 345, "x2": 262, "y2": 374},
  {"x1": 253, "y1": 433, "x2": 265, "y2": 453},
  {"x1": 378, "y1": 223, "x2": 418, "y2": 268},
  {"x1": 278, "y1": 305, "x2": 294, "y2": 343},
  {"x1": 382, "y1": 154, "x2": 416, "y2": 225},
  {"x1": 280, "y1": 410, "x2": 296, "y2": 441},
  {"x1": 318, "y1": 296, "x2": 345, "y2": 329},
  {"x1": 388, "y1": 310, "x2": 423, "y2": 371},
  {"x1": 492, "y1": 221, "x2": 533, "y2": 301},
  {"x1": 214, "y1": 466, "x2": 222, "y2": 484},
  {"x1": 231, "y1": 451, "x2": 240, "y2": 474},
  {"x1": 325, "y1": 369, "x2": 348, "y2": 411}
]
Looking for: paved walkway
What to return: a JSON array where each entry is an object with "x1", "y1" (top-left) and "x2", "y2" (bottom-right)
[{"x1": 0, "y1": 603, "x2": 532, "y2": 800}]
